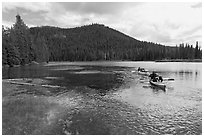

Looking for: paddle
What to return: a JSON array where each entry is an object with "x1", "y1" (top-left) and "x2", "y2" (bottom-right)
[{"x1": 163, "y1": 78, "x2": 174, "y2": 81}]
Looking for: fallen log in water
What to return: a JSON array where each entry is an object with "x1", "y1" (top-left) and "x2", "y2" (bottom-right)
[
  {"x1": 3, "y1": 80, "x2": 61, "y2": 88},
  {"x1": 3, "y1": 80, "x2": 36, "y2": 86},
  {"x1": 41, "y1": 84, "x2": 61, "y2": 88},
  {"x1": 4, "y1": 78, "x2": 32, "y2": 81}
]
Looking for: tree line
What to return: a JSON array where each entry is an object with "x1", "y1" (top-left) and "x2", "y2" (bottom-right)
[{"x1": 2, "y1": 15, "x2": 202, "y2": 67}]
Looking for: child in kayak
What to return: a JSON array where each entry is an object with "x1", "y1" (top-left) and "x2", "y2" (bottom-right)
[{"x1": 158, "y1": 76, "x2": 163, "y2": 82}]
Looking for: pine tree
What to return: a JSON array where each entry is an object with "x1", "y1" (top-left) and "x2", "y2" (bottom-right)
[
  {"x1": 10, "y1": 14, "x2": 33, "y2": 65},
  {"x1": 2, "y1": 26, "x2": 8, "y2": 65},
  {"x1": 2, "y1": 25, "x2": 21, "y2": 66},
  {"x1": 6, "y1": 42, "x2": 21, "y2": 67},
  {"x1": 194, "y1": 41, "x2": 199, "y2": 59}
]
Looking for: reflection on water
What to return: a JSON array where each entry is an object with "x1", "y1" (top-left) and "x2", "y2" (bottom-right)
[
  {"x1": 3, "y1": 65, "x2": 50, "y2": 79},
  {"x1": 2, "y1": 61, "x2": 202, "y2": 135}
]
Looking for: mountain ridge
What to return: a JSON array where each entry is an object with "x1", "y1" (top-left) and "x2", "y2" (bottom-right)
[
  {"x1": 29, "y1": 23, "x2": 171, "y2": 62},
  {"x1": 31, "y1": 23, "x2": 153, "y2": 46}
]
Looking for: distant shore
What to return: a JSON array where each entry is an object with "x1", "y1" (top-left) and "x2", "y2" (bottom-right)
[
  {"x1": 155, "y1": 59, "x2": 202, "y2": 62},
  {"x1": 2, "y1": 59, "x2": 202, "y2": 69}
]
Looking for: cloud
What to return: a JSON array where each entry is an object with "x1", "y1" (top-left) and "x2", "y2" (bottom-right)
[
  {"x1": 58, "y1": 2, "x2": 142, "y2": 15},
  {"x1": 191, "y1": 2, "x2": 202, "y2": 8},
  {"x1": 165, "y1": 21, "x2": 180, "y2": 30},
  {"x1": 131, "y1": 22, "x2": 173, "y2": 44},
  {"x1": 177, "y1": 25, "x2": 202, "y2": 37},
  {"x1": 2, "y1": 2, "x2": 202, "y2": 47},
  {"x1": 2, "y1": 2, "x2": 51, "y2": 12},
  {"x1": 40, "y1": 2, "x2": 142, "y2": 28}
]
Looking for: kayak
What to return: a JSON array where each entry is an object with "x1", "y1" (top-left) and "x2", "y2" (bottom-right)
[
  {"x1": 138, "y1": 71, "x2": 150, "y2": 76},
  {"x1": 149, "y1": 80, "x2": 166, "y2": 90}
]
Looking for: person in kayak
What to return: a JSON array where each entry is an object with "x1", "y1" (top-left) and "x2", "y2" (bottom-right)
[
  {"x1": 149, "y1": 72, "x2": 159, "y2": 82},
  {"x1": 138, "y1": 67, "x2": 145, "y2": 72},
  {"x1": 158, "y1": 76, "x2": 163, "y2": 82},
  {"x1": 149, "y1": 72, "x2": 163, "y2": 82}
]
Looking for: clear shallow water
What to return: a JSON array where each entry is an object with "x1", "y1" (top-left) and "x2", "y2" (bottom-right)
[{"x1": 2, "y1": 61, "x2": 202, "y2": 135}]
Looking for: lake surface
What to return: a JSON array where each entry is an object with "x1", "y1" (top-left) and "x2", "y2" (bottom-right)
[{"x1": 2, "y1": 61, "x2": 202, "y2": 135}]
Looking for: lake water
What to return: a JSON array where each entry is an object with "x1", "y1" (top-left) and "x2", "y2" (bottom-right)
[{"x1": 2, "y1": 61, "x2": 202, "y2": 135}]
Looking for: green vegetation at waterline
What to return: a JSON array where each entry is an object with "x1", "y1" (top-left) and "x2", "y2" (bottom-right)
[{"x1": 2, "y1": 15, "x2": 202, "y2": 67}]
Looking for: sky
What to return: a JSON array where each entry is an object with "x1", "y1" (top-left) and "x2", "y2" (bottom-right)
[{"x1": 2, "y1": 2, "x2": 202, "y2": 47}]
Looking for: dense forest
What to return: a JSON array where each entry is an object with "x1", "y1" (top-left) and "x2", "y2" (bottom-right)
[{"x1": 2, "y1": 15, "x2": 202, "y2": 67}]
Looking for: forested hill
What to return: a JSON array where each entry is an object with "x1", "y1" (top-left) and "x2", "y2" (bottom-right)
[
  {"x1": 2, "y1": 15, "x2": 202, "y2": 67},
  {"x1": 30, "y1": 24, "x2": 143, "y2": 61},
  {"x1": 30, "y1": 24, "x2": 202, "y2": 62}
]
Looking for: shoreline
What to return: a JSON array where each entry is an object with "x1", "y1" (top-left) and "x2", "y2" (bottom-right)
[
  {"x1": 3, "y1": 59, "x2": 202, "y2": 68},
  {"x1": 155, "y1": 59, "x2": 202, "y2": 62}
]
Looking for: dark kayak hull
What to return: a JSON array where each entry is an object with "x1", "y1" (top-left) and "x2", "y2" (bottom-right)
[{"x1": 149, "y1": 80, "x2": 166, "y2": 90}]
